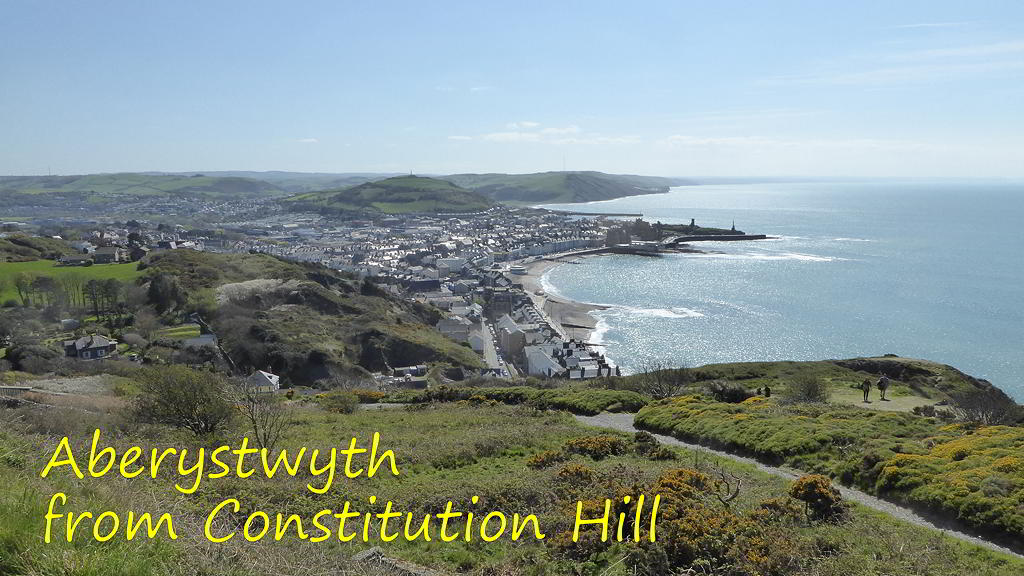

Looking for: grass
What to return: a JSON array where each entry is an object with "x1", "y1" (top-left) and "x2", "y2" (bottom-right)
[
  {"x1": 2, "y1": 395, "x2": 1022, "y2": 575},
  {"x1": 155, "y1": 324, "x2": 201, "y2": 340},
  {"x1": 635, "y1": 394, "x2": 1024, "y2": 546},
  {"x1": 0, "y1": 260, "x2": 143, "y2": 303}
]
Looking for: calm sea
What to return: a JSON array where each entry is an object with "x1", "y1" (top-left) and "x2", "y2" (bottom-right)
[{"x1": 540, "y1": 181, "x2": 1024, "y2": 401}]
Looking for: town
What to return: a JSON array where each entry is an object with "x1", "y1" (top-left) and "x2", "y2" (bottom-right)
[{"x1": 2, "y1": 194, "x2": 753, "y2": 388}]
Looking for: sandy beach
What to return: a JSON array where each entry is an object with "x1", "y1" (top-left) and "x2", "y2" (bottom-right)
[{"x1": 517, "y1": 254, "x2": 608, "y2": 343}]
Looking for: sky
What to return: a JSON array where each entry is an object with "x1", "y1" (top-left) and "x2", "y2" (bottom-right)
[{"x1": 2, "y1": 1, "x2": 1024, "y2": 177}]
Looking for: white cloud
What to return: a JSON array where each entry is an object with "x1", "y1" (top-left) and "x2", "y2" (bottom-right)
[
  {"x1": 447, "y1": 135, "x2": 473, "y2": 141},
  {"x1": 295, "y1": 137, "x2": 319, "y2": 144},
  {"x1": 506, "y1": 121, "x2": 541, "y2": 130}
]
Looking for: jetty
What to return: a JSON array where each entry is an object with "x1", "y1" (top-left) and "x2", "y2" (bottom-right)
[{"x1": 665, "y1": 233, "x2": 769, "y2": 244}]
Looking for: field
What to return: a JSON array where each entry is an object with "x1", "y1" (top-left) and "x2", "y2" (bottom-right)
[
  {"x1": 0, "y1": 260, "x2": 143, "y2": 303},
  {"x1": 2, "y1": 392, "x2": 1022, "y2": 576}
]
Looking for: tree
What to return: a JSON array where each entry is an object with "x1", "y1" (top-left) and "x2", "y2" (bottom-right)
[
  {"x1": 132, "y1": 307, "x2": 161, "y2": 340},
  {"x1": 14, "y1": 272, "x2": 34, "y2": 306},
  {"x1": 84, "y1": 279, "x2": 102, "y2": 317},
  {"x1": 134, "y1": 366, "x2": 234, "y2": 435},
  {"x1": 147, "y1": 274, "x2": 185, "y2": 313},
  {"x1": 231, "y1": 381, "x2": 294, "y2": 451}
]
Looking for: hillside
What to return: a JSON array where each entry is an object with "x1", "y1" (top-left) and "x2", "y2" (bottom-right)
[
  {"x1": 0, "y1": 173, "x2": 286, "y2": 207},
  {"x1": 153, "y1": 171, "x2": 401, "y2": 193},
  {"x1": 283, "y1": 175, "x2": 495, "y2": 214},
  {"x1": 0, "y1": 234, "x2": 75, "y2": 262},
  {"x1": 141, "y1": 249, "x2": 483, "y2": 383},
  {"x1": 445, "y1": 171, "x2": 693, "y2": 204}
]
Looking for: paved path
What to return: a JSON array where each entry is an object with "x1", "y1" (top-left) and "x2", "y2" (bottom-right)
[{"x1": 575, "y1": 412, "x2": 1024, "y2": 560}]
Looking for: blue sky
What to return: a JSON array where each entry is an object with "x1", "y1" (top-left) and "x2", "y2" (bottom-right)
[{"x1": 2, "y1": 1, "x2": 1023, "y2": 177}]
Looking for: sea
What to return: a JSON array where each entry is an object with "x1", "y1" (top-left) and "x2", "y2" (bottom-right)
[{"x1": 539, "y1": 180, "x2": 1024, "y2": 401}]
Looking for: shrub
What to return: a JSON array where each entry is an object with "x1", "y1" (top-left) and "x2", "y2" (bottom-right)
[
  {"x1": 706, "y1": 381, "x2": 754, "y2": 403},
  {"x1": 133, "y1": 366, "x2": 234, "y2": 435},
  {"x1": 564, "y1": 435, "x2": 628, "y2": 460},
  {"x1": 783, "y1": 374, "x2": 830, "y2": 404},
  {"x1": 633, "y1": 430, "x2": 675, "y2": 460},
  {"x1": 351, "y1": 388, "x2": 387, "y2": 403},
  {"x1": 319, "y1": 390, "x2": 359, "y2": 414},
  {"x1": 555, "y1": 462, "x2": 597, "y2": 485},
  {"x1": 788, "y1": 474, "x2": 847, "y2": 522},
  {"x1": 646, "y1": 445, "x2": 677, "y2": 461},
  {"x1": 4, "y1": 343, "x2": 60, "y2": 374},
  {"x1": 526, "y1": 449, "x2": 567, "y2": 469},
  {"x1": 751, "y1": 497, "x2": 803, "y2": 524}
]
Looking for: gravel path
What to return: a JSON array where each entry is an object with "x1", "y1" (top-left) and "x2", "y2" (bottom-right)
[{"x1": 575, "y1": 412, "x2": 1024, "y2": 560}]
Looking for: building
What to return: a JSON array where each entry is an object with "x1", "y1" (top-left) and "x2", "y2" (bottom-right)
[
  {"x1": 437, "y1": 316, "x2": 473, "y2": 342},
  {"x1": 63, "y1": 335, "x2": 118, "y2": 360},
  {"x1": 92, "y1": 246, "x2": 126, "y2": 264},
  {"x1": 246, "y1": 370, "x2": 281, "y2": 393}
]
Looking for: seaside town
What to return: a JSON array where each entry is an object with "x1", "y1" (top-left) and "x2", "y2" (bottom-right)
[{"x1": 4, "y1": 199, "x2": 742, "y2": 384}]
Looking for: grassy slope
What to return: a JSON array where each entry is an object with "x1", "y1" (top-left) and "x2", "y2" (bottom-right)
[
  {"x1": 284, "y1": 175, "x2": 494, "y2": 214},
  {"x1": 2, "y1": 401, "x2": 1021, "y2": 576},
  {"x1": 0, "y1": 260, "x2": 142, "y2": 302},
  {"x1": 445, "y1": 171, "x2": 688, "y2": 204}
]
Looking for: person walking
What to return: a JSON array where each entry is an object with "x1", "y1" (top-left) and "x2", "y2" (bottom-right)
[
  {"x1": 861, "y1": 378, "x2": 872, "y2": 403},
  {"x1": 877, "y1": 375, "x2": 890, "y2": 401}
]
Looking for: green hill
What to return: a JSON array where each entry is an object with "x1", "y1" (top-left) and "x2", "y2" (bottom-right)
[
  {"x1": 141, "y1": 249, "x2": 482, "y2": 383},
  {"x1": 283, "y1": 175, "x2": 495, "y2": 214},
  {"x1": 0, "y1": 173, "x2": 286, "y2": 207},
  {"x1": 445, "y1": 171, "x2": 693, "y2": 204}
]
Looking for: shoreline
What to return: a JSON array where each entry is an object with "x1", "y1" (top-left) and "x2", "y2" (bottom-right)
[{"x1": 516, "y1": 252, "x2": 608, "y2": 344}]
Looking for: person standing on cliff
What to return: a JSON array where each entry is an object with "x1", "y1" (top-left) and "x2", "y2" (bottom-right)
[
  {"x1": 877, "y1": 375, "x2": 890, "y2": 401},
  {"x1": 861, "y1": 378, "x2": 872, "y2": 403}
]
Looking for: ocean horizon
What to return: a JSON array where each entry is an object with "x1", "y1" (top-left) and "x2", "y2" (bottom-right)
[{"x1": 540, "y1": 180, "x2": 1024, "y2": 401}]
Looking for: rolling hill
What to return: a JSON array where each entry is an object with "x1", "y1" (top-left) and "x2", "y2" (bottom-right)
[
  {"x1": 282, "y1": 175, "x2": 495, "y2": 214},
  {"x1": 445, "y1": 171, "x2": 694, "y2": 204},
  {"x1": 0, "y1": 173, "x2": 287, "y2": 208}
]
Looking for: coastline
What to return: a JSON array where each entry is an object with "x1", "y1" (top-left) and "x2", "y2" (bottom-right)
[{"x1": 517, "y1": 254, "x2": 606, "y2": 343}]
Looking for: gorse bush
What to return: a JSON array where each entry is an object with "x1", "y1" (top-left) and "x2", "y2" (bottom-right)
[
  {"x1": 555, "y1": 462, "x2": 596, "y2": 485},
  {"x1": 526, "y1": 449, "x2": 567, "y2": 469},
  {"x1": 319, "y1": 390, "x2": 359, "y2": 414},
  {"x1": 564, "y1": 435, "x2": 629, "y2": 460},
  {"x1": 789, "y1": 474, "x2": 847, "y2": 522}
]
